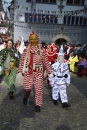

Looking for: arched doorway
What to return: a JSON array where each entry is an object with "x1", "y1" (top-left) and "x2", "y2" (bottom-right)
[
  {"x1": 55, "y1": 38, "x2": 67, "y2": 45},
  {"x1": 52, "y1": 34, "x2": 71, "y2": 45}
]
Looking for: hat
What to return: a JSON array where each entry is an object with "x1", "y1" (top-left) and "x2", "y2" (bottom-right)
[{"x1": 58, "y1": 44, "x2": 64, "y2": 57}]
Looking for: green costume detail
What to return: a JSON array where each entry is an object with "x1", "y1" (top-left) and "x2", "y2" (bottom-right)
[{"x1": 0, "y1": 48, "x2": 21, "y2": 92}]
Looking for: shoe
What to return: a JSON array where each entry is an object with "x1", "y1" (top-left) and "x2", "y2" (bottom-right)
[
  {"x1": 23, "y1": 98, "x2": 27, "y2": 105},
  {"x1": 8, "y1": 92, "x2": 14, "y2": 99},
  {"x1": 53, "y1": 100, "x2": 58, "y2": 106},
  {"x1": 62, "y1": 103, "x2": 71, "y2": 108},
  {"x1": 35, "y1": 106, "x2": 41, "y2": 112}
]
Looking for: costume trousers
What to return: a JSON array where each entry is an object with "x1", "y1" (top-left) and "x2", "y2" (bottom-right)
[
  {"x1": 24, "y1": 71, "x2": 43, "y2": 106},
  {"x1": 52, "y1": 84, "x2": 68, "y2": 103}
]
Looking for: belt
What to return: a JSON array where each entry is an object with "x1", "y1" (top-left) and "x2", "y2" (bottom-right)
[
  {"x1": 53, "y1": 74, "x2": 63, "y2": 78},
  {"x1": 53, "y1": 74, "x2": 68, "y2": 78},
  {"x1": 33, "y1": 67, "x2": 43, "y2": 72}
]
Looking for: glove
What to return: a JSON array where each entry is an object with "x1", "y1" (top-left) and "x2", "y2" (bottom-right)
[
  {"x1": 15, "y1": 53, "x2": 19, "y2": 58},
  {"x1": 48, "y1": 73, "x2": 53, "y2": 78},
  {"x1": 64, "y1": 74, "x2": 68, "y2": 78}
]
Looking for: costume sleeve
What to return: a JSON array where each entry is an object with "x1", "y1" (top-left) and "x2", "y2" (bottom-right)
[
  {"x1": 42, "y1": 49, "x2": 52, "y2": 74},
  {"x1": 18, "y1": 49, "x2": 26, "y2": 73},
  {"x1": 0, "y1": 48, "x2": 6, "y2": 56},
  {"x1": 66, "y1": 70, "x2": 70, "y2": 84},
  {"x1": 70, "y1": 56, "x2": 79, "y2": 63}
]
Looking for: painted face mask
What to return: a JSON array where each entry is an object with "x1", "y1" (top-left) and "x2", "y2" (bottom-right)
[
  {"x1": 29, "y1": 32, "x2": 39, "y2": 46},
  {"x1": 58, "y1": 55, "x2": 64, "y2": 64}
]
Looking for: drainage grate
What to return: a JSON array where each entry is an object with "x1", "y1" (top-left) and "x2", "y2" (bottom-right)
[{"x1": 56, "y1": 125, "x2": 71, "y2": 130}]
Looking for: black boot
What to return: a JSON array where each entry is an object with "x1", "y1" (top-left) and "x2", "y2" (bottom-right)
[
  {"x1": 8, "y1": 92, "x2": 14, "y2": 99},
  {"x1": 62, "y1": 103, "x2": 71, "y2": 108},
  {"x1": 23, "y1": 98, "x2": 27, "y2": 105},
  {"x1": 23, "y1": 90, "x2": 31, "y2": 105},
  {"x1": 53, "y1": 100, "x2": 58, "y2": 106},
  {"x1": 35, "y1": 106, "x2": 41, "y2": 112}
]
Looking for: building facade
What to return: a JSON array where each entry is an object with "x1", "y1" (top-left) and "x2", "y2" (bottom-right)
[
  {"x1": 0, "y1": 0, "x2": 8, "y2": 37},
  {"x1": 13, "y1": 0, "x2": 87, "y2": 44}
]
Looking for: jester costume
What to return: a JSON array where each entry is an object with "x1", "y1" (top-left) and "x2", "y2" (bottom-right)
[
  {"x1": 18, "y1": 32, "x2": 52, "y2": 112},
  {"x1": 49, "y1": 45, "x2": 71, "y2": 108},
  {"x1": 0, "y1": 47, "x2": 21, "y2": 98}
]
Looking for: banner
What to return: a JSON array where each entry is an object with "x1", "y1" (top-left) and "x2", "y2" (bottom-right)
[{"x1": 31, "y1": 0, "x2": 36, "y2": 14}]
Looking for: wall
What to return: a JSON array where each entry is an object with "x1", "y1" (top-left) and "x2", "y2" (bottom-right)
[
  {"x1": 14, "y1": 23, "x2": 87, "y2": 44},
  {"x1": 14, "y1": 0, "x2": 87, "y2": 44}
]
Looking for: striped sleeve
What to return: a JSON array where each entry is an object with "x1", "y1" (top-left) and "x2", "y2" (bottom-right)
[
  {"x1": 42, "y1": 49, "x2": 52, "y2": 74},
  {"x1": 18, "y1": 49, "x2": 26, "y2": 73}
]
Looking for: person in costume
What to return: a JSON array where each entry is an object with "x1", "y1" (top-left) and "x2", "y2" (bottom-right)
[
  {"x1": 18, "y1": 32, "x2": 52, "y2": 112},
  {"x1": 46, "y1": 43, "x2": 58, "y2": 86},
  {"x1": 49, "y1": 45, "x2": 71, "y2": 108},
  {"x1": 69, "y1": 52, "x2": 79, "y2": 73},
  {"x1": 0, "y1": 40, "x2": 21, "y2": 98}
]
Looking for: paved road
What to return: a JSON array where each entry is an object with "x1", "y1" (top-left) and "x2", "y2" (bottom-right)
[{"x1": 0, "y1": 73, "x2": 87, "y2": 130}]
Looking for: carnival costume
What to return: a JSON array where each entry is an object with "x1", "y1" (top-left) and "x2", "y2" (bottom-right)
[
  {"x1": 0, "y1": 45, "x2": 21, "y2": 98},
  {"x1": 46, "y1": 45, "x2": 58, "y2": 86},
  {"x1": 49, "y1": 45, "x2": 71, "y2": 108},
  {"x1": 18, "y1": 32, "x2": 52, "y2": 112}
]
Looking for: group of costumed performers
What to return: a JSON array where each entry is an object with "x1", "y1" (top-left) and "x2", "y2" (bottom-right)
[
  {"x1": 0, "y1": 32, "x2": 71, "y2": 111},
  {"x1": 0, "y1": 39, "x2": 21, "y2": 99},
  {"x1": 18, "y1": 32, "x2": 53, "y2": 112},
  {"x1": 49, "y1": 45, "x2": 71, "y2": 108}
]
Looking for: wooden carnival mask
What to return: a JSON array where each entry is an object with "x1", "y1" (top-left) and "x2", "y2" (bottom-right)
[{"x1": 29, "y1": 32, "x2": 39, "y2": 46}]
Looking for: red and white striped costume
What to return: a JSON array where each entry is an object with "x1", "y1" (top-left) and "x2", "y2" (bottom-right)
[{"x1": 18, "y1": 45, "x2": 52, "y2": 106}]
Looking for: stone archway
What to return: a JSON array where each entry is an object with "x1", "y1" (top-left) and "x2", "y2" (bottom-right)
[{"x1": 52, "y1": 34, "x2": 71, "y2": 44}]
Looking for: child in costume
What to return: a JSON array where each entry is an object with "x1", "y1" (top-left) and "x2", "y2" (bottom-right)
[
  {"x1": 49, "y1": 45, "x2": 71, "y2": 108},
  {"x1": 18, "y1": 32, "x2": 52, "y2": 112}
]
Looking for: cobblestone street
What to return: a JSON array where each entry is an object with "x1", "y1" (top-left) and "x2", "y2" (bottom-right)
[{"x1": 0, "y1": 73, "x2": 87, "y2": 130}]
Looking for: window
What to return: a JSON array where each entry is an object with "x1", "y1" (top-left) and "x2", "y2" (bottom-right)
[
  {"x1": 82, "y1": 0, "x2": 84, "y2": 4},
  {"x1": 50, "y1": 15, "x2": 54, "y2": 24},
  {"x1": 42, "y1": 14, "x2": 46, "y2": 23},
  {"x1": 67, "y1": 0, "x2": 73, "y2": 4},
  {"x1": 29, "y1": 13, "x2": 32, "y2": 23},
  {"x1": 84, "y1": 18, "x2": 87, "y2": 25},
  {"x1": 80, "y1": 16, "x2": 83, "y2": 25},
  {"x1": 54, "y1": 16, "x2": 57, "y2": 24},
  {"x1": 68, "y1": 16, "x2": 71, "y2": 24},
  {"x1": 46, "y1": 15, "x2": 49, "y2": 23},
  {"x1": 25, "y1": 13, "x2": 29, "y2": 22},
  {"x1": 71, "y1": 16, "x2": 75, "y2": 24},
  {"x1": 50, "y1": 0, "x2": 56, "y2": 3},
  {"x1": 63, "y1": 16, "x2": 66, "y2": 24},
  {"x1": 67, "y1": 0, "x2": 84, "y2": 5},
  {"x1": 38, "y1": 14, "x2": 42, "y2": 23},
  {"x1": 27, "y1": 0, "x2": 56, "y2": 3},
  {"x1": 76, "y1": 16, "x2": 79, "y2": 25},
  {"x1": 74, "y1": 0, "x2": 80, "y2": 4}
]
